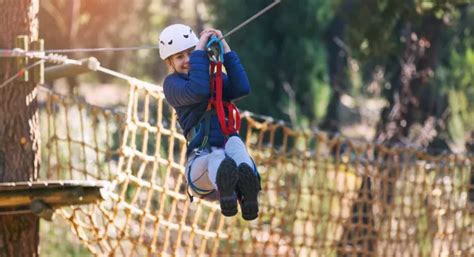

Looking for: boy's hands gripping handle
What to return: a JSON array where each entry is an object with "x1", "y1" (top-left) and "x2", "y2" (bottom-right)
[{"x1": 206, "y1": 35, "x2": 225, "y2": 63}]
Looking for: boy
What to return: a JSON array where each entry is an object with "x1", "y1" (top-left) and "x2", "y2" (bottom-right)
[{"x1": 159, "y1": 24, "x2": 260, "y2": 220}]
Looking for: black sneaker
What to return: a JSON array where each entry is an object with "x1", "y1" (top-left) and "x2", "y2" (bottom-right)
[
  {"x1": 215, "y1": 158, "x2": 239, "y2": 217},
  {"x1": 236, "y1": 163, "x2": 260, "y2": 220}
]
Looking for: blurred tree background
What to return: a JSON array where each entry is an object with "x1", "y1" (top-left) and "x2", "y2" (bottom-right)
[
  {"x1": 35, "y1": 0, "x2": 473, "y2": 254},
  {"x1": 37, "y1": 0, "x2": 474, "y2": 153},
  {"x1": 205, "y1": 0, "x2": 473, "y2": 152}
]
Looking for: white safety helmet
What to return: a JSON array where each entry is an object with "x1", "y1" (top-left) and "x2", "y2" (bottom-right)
[{"x1": 159, "y1": 24, "x2": 199, "y2": 60}]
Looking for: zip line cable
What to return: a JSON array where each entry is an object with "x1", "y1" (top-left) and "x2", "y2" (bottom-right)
[
  {"x1": 0, "y1": 46, "x2": 160, "y2": 55},
  {"x1": 221, "y1": 0, "x2": 281, "y2": 40},
  {"x1": 0, "y1": 60, "x2": 44, "y2": 89},
  {"x1": 0, "y1": 49, "x2": 82, "y2": 64},
  {"x1": 0, "y1": 0, "x2": 281, "y2": 55},
  {"x1": 40, "y1": 45, "x2": 160, "y2": 54},
  {"x1": 0, "y1": 50, "x2": 82, "y2": 89},
  {"x1": 0, "y1": 0, "x2": 281, "y2": 88}
]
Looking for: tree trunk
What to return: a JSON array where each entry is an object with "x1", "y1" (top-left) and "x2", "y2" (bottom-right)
[
  {"x1": 321, "y1": 14, "x2": 347, "y2": 132},
  {"x1": 0, "y1": 0, "x2": 41, "y2": 256}
]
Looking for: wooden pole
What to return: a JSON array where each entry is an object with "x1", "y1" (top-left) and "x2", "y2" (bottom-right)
[
  {"x1": 15, "y1": 35, "x2": 29, "y2": 82},
  {"x1": 44, "y1": 57, "x2": 100, "y2": 81},
  {"x1": 31, "y1": 39, "x2": 44, "y2": 84},
  {"x1": 0, "y1": 0, "x2": 41, "y2": 255}
]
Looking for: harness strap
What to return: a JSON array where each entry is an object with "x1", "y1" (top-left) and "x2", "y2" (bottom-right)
[
  {"x1": 187, "y1": 35, "x2": 242, "y2": 150},
  {"x1": 186, "y1": 153, "x2": 215, "y2": 202},
  {"x1": 186, "y1": 109, "x2": 215, "y2": 150},
  {"x1": 209, "y1": 61, "x2": 241, "y2": 136}
]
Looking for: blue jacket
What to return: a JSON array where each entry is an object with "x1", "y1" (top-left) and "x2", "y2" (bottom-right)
[{"x1": 163, "y1": 50, "x2": 250, "y2": 156}]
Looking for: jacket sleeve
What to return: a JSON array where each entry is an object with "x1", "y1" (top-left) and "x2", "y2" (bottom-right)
[
  {"x1": 163, "y1": 50, "x2": 211, "y2": 107},
  {"x1": 222, "y1": 51, "x2": 251, "y2": 101}
]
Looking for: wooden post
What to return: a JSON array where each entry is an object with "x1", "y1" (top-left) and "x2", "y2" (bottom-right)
[
  {"x1": 0, "y1": 1, "x2": 41, "y2": 255},
  {"x1": 15, "y1": 35, "x2": 29, "y2": 82},
  {"x1": 31, "y1": 39, "x2": 44, "y2": 84}
]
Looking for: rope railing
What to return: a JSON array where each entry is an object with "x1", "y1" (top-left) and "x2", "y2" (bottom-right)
[{"x1": 1, "y1": 48, "x2": 469, "y2": 154}]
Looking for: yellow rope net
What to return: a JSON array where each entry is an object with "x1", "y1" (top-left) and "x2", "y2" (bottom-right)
[{"x1": 38, "y1": 77, "x2": 473, "y2": 257}]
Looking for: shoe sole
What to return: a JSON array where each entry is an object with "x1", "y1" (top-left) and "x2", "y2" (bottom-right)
[
  {"x1": 237, "y1": 163, "x2": 260, "y2": 220},
  {"x1": 216, "y1": 158, "x2": 238, "y2": 217}
]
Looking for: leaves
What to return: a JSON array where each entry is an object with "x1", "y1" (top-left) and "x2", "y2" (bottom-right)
[{"x1": 203, "y1": 0, "x2": 334, "y2": 125}]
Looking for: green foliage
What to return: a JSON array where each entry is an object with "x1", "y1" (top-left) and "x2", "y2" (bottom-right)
[
  {"x1": 203, "y1": 0, "x2": 335, "y2": 126},
  {"x1": 437, "y1": 47, "x2": 474, "y2": 146},
  {"x1": 344, "y1": 0, "x2": 470, "y2": 61},
  {"x1": 433, "y1": 4, "x2": 474, "y2": 148},
  {"x1": 343, "y1": 0, "x2": 474, "y2": 148},
  {"x1": 343, "y1": 0, "x2": 411, "y2": 60}
]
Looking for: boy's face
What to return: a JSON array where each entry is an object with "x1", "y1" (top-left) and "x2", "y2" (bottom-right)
[{"x1": 167, "y1": 47, "x2": 194, "y2": 74}]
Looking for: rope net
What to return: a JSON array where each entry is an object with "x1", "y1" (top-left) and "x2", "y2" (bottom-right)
[{"x1": 38, "y1": 78, "x2": 473, "y2": 257}]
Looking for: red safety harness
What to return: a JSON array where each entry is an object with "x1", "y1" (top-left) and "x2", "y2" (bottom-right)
[
  {"x1": 185, "y1": 40, "x2": 242, "y2": 201},
  {"x1": 208, "y1": 60, "x2": 241, "y2": 136},
  {"x1": 186, "y1": 36, "x2": 242, "y2": 150}
]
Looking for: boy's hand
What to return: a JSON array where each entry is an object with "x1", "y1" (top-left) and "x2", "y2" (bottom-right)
[
  {"x1": 207, "y1": 29, "x2": 231, "y2": 53},
  {"x1": 197, "y1": 28, "x2": 231, "y2": 53},
  {"x1": 195, "y1": 30, "x2": 214, "y2": 51}
]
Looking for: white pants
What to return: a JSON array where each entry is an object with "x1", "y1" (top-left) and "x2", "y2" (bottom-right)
[{"x1": 186, "y1": 136, "x2": 253, "y2": 196}]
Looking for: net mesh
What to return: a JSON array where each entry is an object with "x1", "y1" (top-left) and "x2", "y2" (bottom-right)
[{"x1": 37, "y1": 78, "x2": 473, "y2": 257}]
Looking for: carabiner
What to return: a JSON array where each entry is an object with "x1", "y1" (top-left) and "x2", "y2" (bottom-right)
[{"x1": 206, "y1": 35, "x2": 225, "y2": 63}]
